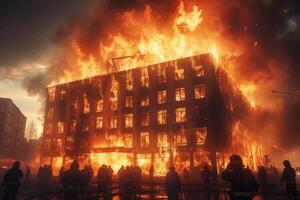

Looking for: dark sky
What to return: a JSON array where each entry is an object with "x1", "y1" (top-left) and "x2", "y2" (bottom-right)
[{"x1": 0, "y1": 0, "x2": 99, "y2": 78}]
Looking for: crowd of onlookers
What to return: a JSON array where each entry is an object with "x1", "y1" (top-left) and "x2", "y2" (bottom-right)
[{"x1": 1, "y1": 155, "x2": 299, "y2": 200}]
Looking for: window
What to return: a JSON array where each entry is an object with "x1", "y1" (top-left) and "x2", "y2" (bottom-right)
[
  {"x1": 140, "y1": 132, "x2": 150, "y2": 148},
  {"x1": 175, "y1": 107, "x2": 186, "y2": 123},
  {"x1": 124, "y1": 134, "x2": 133, "y2": 148},
  {"x1": 126, "y1": 71, "x2": 133, "y2": 90},
  {"x1": 158, "y1": 90, "x2": 167, "y2": 104},
  {"x1": 57, "y1": 122, "x2": 64, "y2": 134},
  {"x1": 157, "y1": 110, "x2": 167, "y2": 125},
  {"x1": 72, "y1": 99, "x2": 79, "y2": 111},
  {"x1": 96, "y1": 100, "x2": 104, "y2": 112},
  {"x1": 82, "y1": 120, "x2": 89, "y2": 131},
  {"x1": 48, "y1": 87, "x2": 56, "y2": 102},
  {"x1": 111, "y1": 99, "x2": 118, "y2": 110},
  {"x1": 45, "y1": 139, "x2": 51, "y2": 151},
  {"x1": 70, "y1": 119, "x2": 77, "y2": 132},
  {"x1": 125, "y1": 96, "x2": 133, "y2": 108},
  {"x1": 66, "y1": 136, "x2": 75, "y2": 151},
  {"x1": 194, "y1": 84, "x2": 206, "y2": 99},
  {"x1": 56, "y1": 139, "x2": 63, "y2": 154},
  {"x1": 174, "y1": 129, "x2": 187, "y2": 146},
  {"x1": 195, "y1": 65, "x2": 204, "y2": 77},
  {"x1": 157, "y1": 133, "x2": 168, "y2": 147},
  {"x1": 141, "y1": 96, "x2": 149, "y2": 106},
  {"x1": 96, "y1": 116, "x2": 103, "y2": 129},
  {"x1": 45, "y1": 123, "x2": 52, "y2": 135},
  {"x1": 141, "y1": 68, "x2": 149, "y2": 87},
  {"x1": 47, "y1": 107, "x2": 54, "y2": 119},
  {"x1": 195, "y1": 127, "x2": 207, "y2": 145},
  {"x1": 110, "y1": 116, "x2": 118, "y2": 129},
  {"x1": 141, "y1": 112, "x2": 149, "y2": 127},
  {"x1": 124, "y1": 113, "x2": 133, "y2": 128},
  {"x1": 175, "y1": 68, "x2": 184, "y2": 80},
  {"x1": 60, "y1": 90, "x2": 66, "y2": 100},
  {"x1": 83, "y1": 93, "x2": 90, "y2": 113},
  {"x1": 175, "y1": 88, "x2": 185, "y2": 101},
  {"x1": 157, "y1": 65, "x2": 167, "y2": 83}
]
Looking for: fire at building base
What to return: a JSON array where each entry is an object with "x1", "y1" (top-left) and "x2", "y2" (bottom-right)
[{"x1": 41, "y1": 54, "x2": 263, "y2": 176}]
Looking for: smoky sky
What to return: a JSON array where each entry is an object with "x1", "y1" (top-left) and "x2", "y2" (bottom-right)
[
  {"x1": 0, "y1": 0, "x2": 300, "y2": 149},
  {"x1": 0, "y1": 0, "x2": 99, "y2": 77}
]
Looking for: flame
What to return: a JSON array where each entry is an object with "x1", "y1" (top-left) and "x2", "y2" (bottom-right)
[{"x1": 239, "y1": 83, "x2": 257, "y2": 108}]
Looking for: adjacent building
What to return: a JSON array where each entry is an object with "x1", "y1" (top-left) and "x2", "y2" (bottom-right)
[
  {"x1": 0, "y1": 98, "x2": 27, "y2": 160},
  {"x1": 41, "y1": 54, "x2": 260, "y2": 175}
]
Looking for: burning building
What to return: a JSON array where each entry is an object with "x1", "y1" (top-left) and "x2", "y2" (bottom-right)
[{"x1": 41, "y1": 53, "x2": 262, "y2": 175}]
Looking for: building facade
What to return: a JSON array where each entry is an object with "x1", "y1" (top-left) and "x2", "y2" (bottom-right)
[
  {"x1": 0, "y1": 98, "x2": 27, "y2": 160},
  {"x1": 41, "y1": 54, "x2": 246, "y2": 174}
]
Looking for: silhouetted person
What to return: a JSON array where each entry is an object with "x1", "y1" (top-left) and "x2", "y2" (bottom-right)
[
  {"x1": 183, "y1": 167, "x2": 189, "y2": 181},
  {"x1": 59, "y1": 166, "x2": 65, "y2": 184},
  {"x1": 81, "y1": 165, "x2": 92, "y2": 197},
  {"x1": 97, "y1": 165, "x2": 110, "y2": 200},
  {"x1": 25, "y1": 165, "x2": 31, "y2": 184},
  {"x1": 211, "y1": 167, "x2": 218, "y2": 184},
  {"x1": 202, "y1": 165, "x2": 212, "y2": 185},
  {"x1": 165, "y1": 166, "x2": 181, "y2": 200},
  {"x1": 258, "y1": 166, "x2": 268, "y2": 186},
  {"x1": 62, "y1": 160, "x2": 83, "y2": 200},
  {"x1": 149, "y1": 165, "x2": 154, "y2": 182},
  {"x1": 280, "y1": 160, "x2": 298, "y2": 199},
  {"x1": 221, "y1": 154, "x2": 258, "y2": 200},
  {"x1": 2, "y1": 161, "x2": 23, "y2": 200}
]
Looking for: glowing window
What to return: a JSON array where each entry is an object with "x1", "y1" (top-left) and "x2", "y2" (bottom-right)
[
  {"x1": 141, "y1": 112, "x2": 149, "y2": 127},
  {"x1": 124, "y1": 134, "x2": 133, "y2": 148},
  {"x1": 125, "y1": 96, "x2": 133, "y2": 108},
  {"x1": 45, "y1": 139, "x2": 51, "y2": 151},
  {"x1": 82, "y1": 121, "x2": 89, "y2": 132},
  {"x1": 96, "y1": 116, "x2": 103, "y2": 129},
  {"x1": 141, "y1": 68, "x2": 149, "y2": 87},
  {"x1": 96, "y1": 100, "x2": 104, "y2": 112},
  {"x1": 157, "y1": 65, "x2": 167, "y2": 83},
  {"x1": 83, "y1": 93, "x2": 90, "y2": 113},
  {"x1": 157, "y1": 110, "x2": 167, "y2": 125},
  {"x1": 57, "y1": 122, "x2": 64, "y2": 134},
  {"x1": 56, "y1": 139, "x2": 63, "y2": 154},
  {"x1": 195, "y1": 65, "x2": 204, "y2": 77},
  {"x1": 158, "y1": 90, "x2": 167, "y2": 104},
  {"x1": 60, "y1": 90, "x2": 66, "y2": 100},
  {"x1": 157, "y1": 133, "x2": 168, "y2": 147},
  {"x1": 140, "y1": 132, "x2": 150, "y2": 148},
  {"x1": 175, "y1": 107, "x2": 186, "y2": 123},
  {"x1": 175, "y1": 68, "x2": 184, "y2": 80},
  {"x1": 110, "y1": 116, "x2": 118, "y2": 129},
  {"x1": 124, "y1": 113, "x2": 133, "y2": 128},
  {"x1": 110, "y1": 99, "x2": 118, "y2": 110},
  {"x1": 126, "y1": 71, "x2": 133, "y2": 90},
  {"x1": 141, "y1": 96, "x2": 149, "y2": 107},
  {"x1": 174, "y1": 129, "x2": 187, "y2": 146},
  {"x1": 48, "y1": 87, "x2": 56, "y2": 102},
  {"x1": 70, "y1": 119, "x2": 77, "y2": 133},
  {"x1": 46, "y1": 123, "x2": 52, "y2": 135},
  {"x1": 175, "y1": 88, "x2": 185, "y2": 101},
  {"x1": 195, "y1": 127, "x2": 207, "y2": 145},
  {"x1": 47, "y1": 107, "x2": 54, "y2": 119},
  {"x1": 194, "y1": 84, "x2": 206, "y2": 99}
]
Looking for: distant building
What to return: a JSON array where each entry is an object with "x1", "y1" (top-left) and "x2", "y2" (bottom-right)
[{"x1": 0, "y1": 98, "x2": 27, "y2": 160}]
